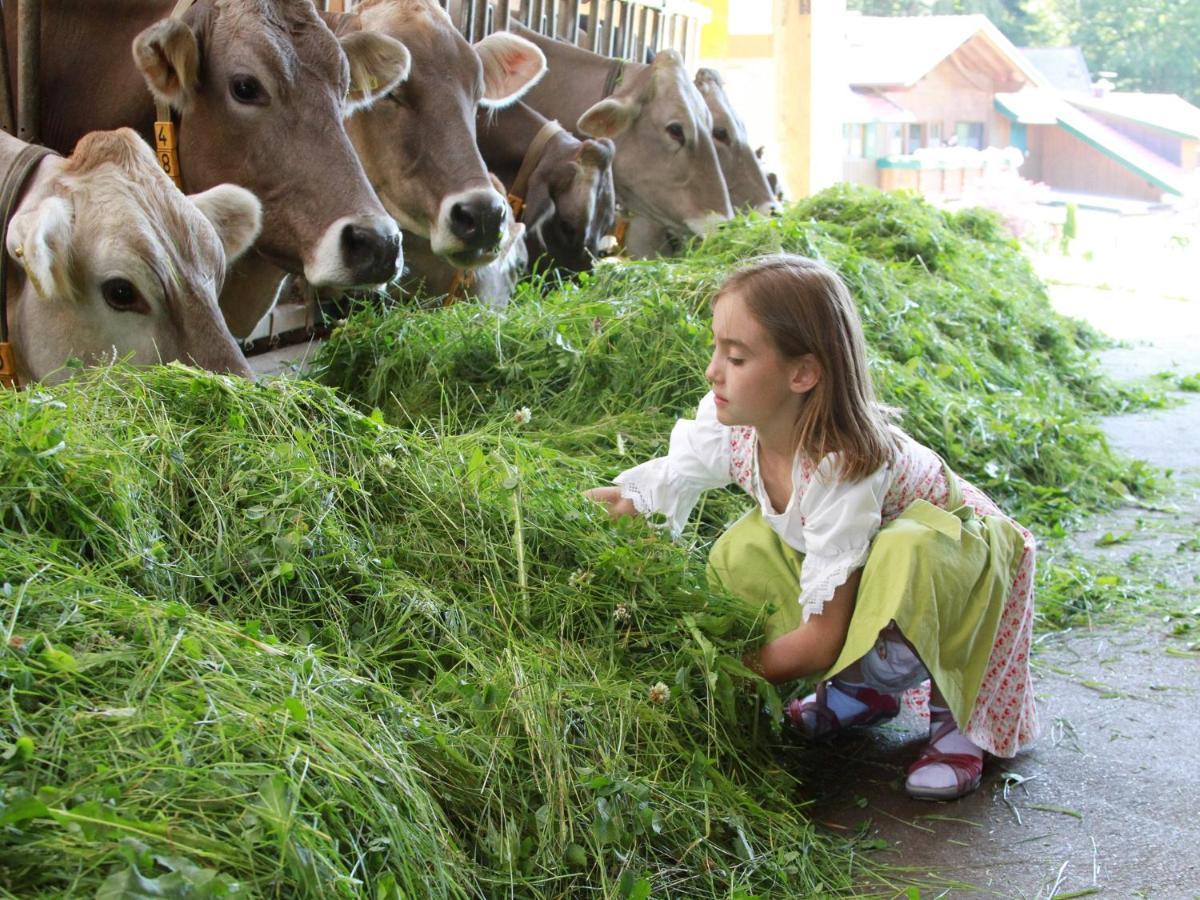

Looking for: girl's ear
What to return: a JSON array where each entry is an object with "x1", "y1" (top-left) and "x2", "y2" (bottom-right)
[{"x1": 789, "y1": 354, "x2": 821, "y2": 394}]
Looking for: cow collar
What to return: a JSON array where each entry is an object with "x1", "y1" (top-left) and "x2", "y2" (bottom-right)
[
  {"x1": 507, "y1": 119, "x2": 564, "y2": 221},
  {"x1": 602, "y1": 59, "x2": 625, "y2": 99},
  {"x1": 0, "y1": 143, "x2": 58, "y2": 389},
  {"x1": 152, "y1": 0, "x2": 199, "y2": 190}
]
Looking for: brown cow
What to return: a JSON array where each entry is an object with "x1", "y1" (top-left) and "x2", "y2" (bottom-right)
[
  {"x1": 513, "y1": 24, "x2": 732, "y2": 255},
  {"x1": 6, "y1": 0, "x2": 410, "y2": 337},
  {"x1": 327, "y1": 0, "x2": 546, "y2": 272},
  {"x1": 694, "y1": 68, "x2": 777, "y2": 214},
  {"x1": 2, "y1": 128, "x2": 260, "y2": 384},
  {"x1": 478, "y1": 100, "x2": 616, "y2": 273}
]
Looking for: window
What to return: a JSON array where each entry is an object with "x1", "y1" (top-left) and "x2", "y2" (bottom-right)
[
  {"x1": 887, "y1": 123, "x2": 903, "y2": 156},
  {"x1": 904, "y1": 124, "x2": 924, "y2": 154},
  {"x1": 844, "y1": 123, "x2": 866, "y2": 158},
  {"x1": 929, "y1": 122, "x2": 943, "y2": 146},
  {"x1": 955, "y1": 121, "x2": 985, "y2": 149}
]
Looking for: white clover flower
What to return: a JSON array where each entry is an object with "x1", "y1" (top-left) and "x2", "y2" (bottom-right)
[
  {"x1": 378, "y1": 453, "x2": 398, "y2": 471},
  {"x1": 613, "y1": 603, "x2": 630, "y2": 623},
  {"x1": 648, "y1": 681, "x2": 670, "y2": 705},
  {"x1": 514, "y1": 406, "x2": 532, "y2": 426},
  {"x1": 568, "y1": 569, "x2": 594, "y2": 587}
]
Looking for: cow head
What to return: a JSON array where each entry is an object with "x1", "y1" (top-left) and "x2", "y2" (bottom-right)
[
  {"x1": 523, "y1": 136, "x2": 617, "y2": 273},
  {"x1": 694, "y1": 68, "x2": 778, "y2": 215},
  {"x1": 4, "y1": 129, "x2": 260, "y2": 384},
  {"x1": 131, "y1": 0, "x2": 407, "y2": 288},
  {"x1": 577, "y1": 49, "x2": 733, "y2": 237},
  {"x1": 338, "y1": 0, "x2": 546, "y2": 269}
]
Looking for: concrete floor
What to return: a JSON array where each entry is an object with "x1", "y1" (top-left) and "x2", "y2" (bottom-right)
[{"x1": 791, "y1": 222, "x2": 1200, "y2": 899}]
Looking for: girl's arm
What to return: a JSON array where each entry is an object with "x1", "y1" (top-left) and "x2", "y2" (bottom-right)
[
  {"x1": 747, "y1": 569, "x2": 860, "y2": 683},
  {"x1": 587, "y1": 392, "x2": 734, "y2": 533}
]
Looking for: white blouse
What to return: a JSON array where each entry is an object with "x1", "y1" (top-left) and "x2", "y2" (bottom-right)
[{"x1": 614, "y1": 392, "x2": 892, "y2": 620}]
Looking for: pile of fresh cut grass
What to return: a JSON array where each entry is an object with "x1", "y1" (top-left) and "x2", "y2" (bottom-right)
[
  {"x1": 315, "y1": 184, "x2": 1155, "y2": 536},
  {"x1": 0, "y1": 368, "x2": 865, "y2": 897}
]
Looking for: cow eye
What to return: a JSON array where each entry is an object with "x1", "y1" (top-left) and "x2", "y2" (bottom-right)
[
  {"x1": 713, "y1": 127, "x2": 731, "y2": 144},
  {"x1": 229, "y1": 75, "x2": 267, "y2": 106},
  {"x1": 101, "y1": 278, "x2": 146, "y2": 313},
  {"x1": 666, "y1": 122, "x2": 686, "y2": 145}
]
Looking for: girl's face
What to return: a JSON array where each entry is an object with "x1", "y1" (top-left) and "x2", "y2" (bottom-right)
[{"x1": 705, "y1": 291, "x2": 815, "y2": 432}]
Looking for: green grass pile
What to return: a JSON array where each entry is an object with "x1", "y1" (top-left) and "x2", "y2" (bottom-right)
[
  {"x1": 0, "y1": 186, "x2": 1159, "y2": 896},
  {"x1": 0, "y1": 369, "x2": 864, "y2": 897},
  {"x1": 316, "y1": 184, "x2": 1154, "y2": 534}
]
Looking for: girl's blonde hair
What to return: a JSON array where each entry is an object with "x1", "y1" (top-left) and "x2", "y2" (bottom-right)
[{"x1": 713, "y1": 254, "x2": 897, "y2": 481}]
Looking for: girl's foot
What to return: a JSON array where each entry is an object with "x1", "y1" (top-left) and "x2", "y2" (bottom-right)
[
  {"x1": 905, "y1": 709, "x2": 984, "y2": 800},
  {"x1": 784, "y1": 679, "x2": 900, "y2": 740}
]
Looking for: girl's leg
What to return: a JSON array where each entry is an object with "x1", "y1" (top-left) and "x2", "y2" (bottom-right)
[{"x1": 905, "y1": 682, "x2": 985, "y2": 800}]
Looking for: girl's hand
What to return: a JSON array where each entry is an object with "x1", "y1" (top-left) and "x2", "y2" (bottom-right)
[{"x1": 584, "y1": 486, "x2": 638, "y2": 520}]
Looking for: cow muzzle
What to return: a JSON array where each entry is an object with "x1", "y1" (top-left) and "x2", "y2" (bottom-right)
[
  {"x1": 433, "y1": 190, "x2": 509, "y2": 268},
  {"x1": 305, "y1": 216, "x2": 403, "y2": 288}
]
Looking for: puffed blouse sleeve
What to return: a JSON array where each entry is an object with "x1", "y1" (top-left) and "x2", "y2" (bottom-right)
[
  {"x1": 612, "y1": 392, "x2": 732, "y2": 536},
  {"x1": 796, "y1": 455, "x2": 890, "y2": 621}
]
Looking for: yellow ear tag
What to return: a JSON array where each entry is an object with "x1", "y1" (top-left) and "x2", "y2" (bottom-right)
[
  {"x1": 154, "y1": 119, "x2": 183, "y2": 189},
  {"x1": 0, "y1": 342, "x2": 17, "y2": 388}
]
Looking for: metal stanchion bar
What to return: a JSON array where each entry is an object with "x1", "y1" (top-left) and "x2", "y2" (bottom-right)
[
  {"x1": 465, "y1": 0, "x2": 477, "y2": 42},
  {"x1": 605, "y1": 0, "x2": 617, "y2": 56},
  {"x1": 17, "y1": 0, "x2": 39, "y2": 143},
  {"x1": 620, "y1": 1, "x2": 633, "y2": 60},
  {"x1": 567, "y1": 0, "x2": 581, "y2": 44},
  {"x1": 0, "y1": 11, "x2": 15, "y2": 135}
]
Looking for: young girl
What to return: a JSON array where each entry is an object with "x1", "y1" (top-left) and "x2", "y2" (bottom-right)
[{"x1": 586, "y1": 255, "x2": 1038, "y2": 800}]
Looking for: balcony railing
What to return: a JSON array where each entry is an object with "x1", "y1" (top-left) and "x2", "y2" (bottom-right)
[{"x1": 319, "y1": 0, "x2": 711, "y2": 66}]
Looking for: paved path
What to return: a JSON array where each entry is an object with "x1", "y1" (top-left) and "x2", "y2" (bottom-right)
[{"x1": 798, "y1": 230, "x2": 1200, "y2": 899}]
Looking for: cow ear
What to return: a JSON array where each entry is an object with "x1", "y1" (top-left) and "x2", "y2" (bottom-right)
[
  {"x1": 341, "y1": 31, "x2": 411, "y2": 114},
  {"x1": 579, "y1": 138, "x2": 613, "y2": 169},
  {"x1": 476, "y1": 33, "x2": 546, "y2": 108},
  {"x1": 132, "y1": 19, "x2": 200, "y2": 113},
  {"x1": 189, "y1": 185, "x2": 263, "y2": 264},
  {"x1": 6, "y1": 197, "x2": 76, "y2": 303},
  {"x1": 577, "y1": 97, "x2": 639, "y2": 139}
]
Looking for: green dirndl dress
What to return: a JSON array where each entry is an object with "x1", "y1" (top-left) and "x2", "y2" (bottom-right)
[{"x1": 707, "y1": 467, "x2": 1028, "y2": 745}]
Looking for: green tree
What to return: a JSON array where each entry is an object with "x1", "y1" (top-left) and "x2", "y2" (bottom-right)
[{"x1": 1057, "y1": 0, "x2": 1200, "y2": 106}]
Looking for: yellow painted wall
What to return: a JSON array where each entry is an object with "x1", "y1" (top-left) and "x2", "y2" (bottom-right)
[{"x1": 698, "y1": 0, "x2": 730, "y2": 58}]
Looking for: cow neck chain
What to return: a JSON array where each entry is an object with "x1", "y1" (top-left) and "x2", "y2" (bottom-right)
[
  {"x1": 0, "y1": 143, "x2": 57, "y2": 387},
  {"x1": 508, "y1": 119, "x2": 564, "y2": 219}
]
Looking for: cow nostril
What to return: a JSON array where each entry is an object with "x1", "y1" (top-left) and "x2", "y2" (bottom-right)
[
  {"x1": 448, "y1": 196, "x2": 507, "y2": 252},
  {"x1": 341, "y1": 223, "x2": 401, "y2": 284},
  {"x1": 449, "y1": 202, "x2": 478, "y2": 240}
]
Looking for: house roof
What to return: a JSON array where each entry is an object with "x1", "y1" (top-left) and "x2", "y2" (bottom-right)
[
  {"x1": 1065, "y1": 92, "x2": 1200, "y2": 141},
  {"x1": 1019, "y1": 47, "x2": 1092, "y2": 93},
  {"x1": 846, "y1": 89, "x2": 916, "y2": 124},
  {"x1": 844, "y1": 14, "x2": 1052, "y2": 90},
  {"x1": 996, "y1": 89, "x2": 1190, "y2": 196}
]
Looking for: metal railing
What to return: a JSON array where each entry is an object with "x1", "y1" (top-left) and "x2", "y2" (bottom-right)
[{"x1": 320, "y1": 1, "x2": 710, "y2": 66}]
